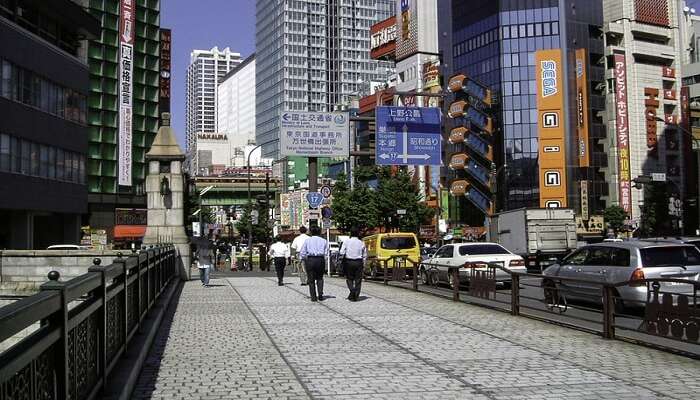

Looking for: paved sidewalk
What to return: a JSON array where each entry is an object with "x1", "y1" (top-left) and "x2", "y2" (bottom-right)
[{"x1": 133, "y1": 276, "x2": 699, "y2": 399}]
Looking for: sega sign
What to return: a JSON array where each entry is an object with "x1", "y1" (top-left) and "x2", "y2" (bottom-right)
[{"x1": 541, "y1": 59, "x2": 558, "y2": 97}]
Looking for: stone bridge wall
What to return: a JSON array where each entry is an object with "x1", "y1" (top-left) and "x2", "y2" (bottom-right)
[{"x1": 0, "y1": 250, "x2": 126, "y2": 295}]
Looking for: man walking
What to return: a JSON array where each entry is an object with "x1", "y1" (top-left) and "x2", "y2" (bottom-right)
[
  {"x1": 339, "y1": 228, "x2": 366, "y2": 301},
  {"x1": 268, "y1": 236, "x2": 290, "y2": 286},
  {"x1": 300, "y1": 226, "x2": 328, "y2": 302},
  {"x1": 291, "y1": 226, "x2": 310, "y2": 285},
  {"x1": 195, "y1": 231, "x2": 215, "y2": 286}
]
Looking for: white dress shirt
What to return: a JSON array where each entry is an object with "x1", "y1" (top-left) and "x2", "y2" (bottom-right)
[
  {"x1": 291, "y1": 233, "x2": 310, "y2": 257},
  {"x1": 339, "y1": 237, "x2": 367, "y2": 261},
  {"x1": 300, "y1": 236, "x2": 328, "y2": 259},
  {"x1": 269, "y1": 241, "x2": 290, "y2": 258}
]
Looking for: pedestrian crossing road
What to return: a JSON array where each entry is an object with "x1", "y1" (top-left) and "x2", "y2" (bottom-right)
[{"x1": 132, "y1": 276, "x2": 700, "y2": 399}]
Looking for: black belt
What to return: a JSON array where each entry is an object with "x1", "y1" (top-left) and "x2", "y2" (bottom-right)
[{"x1": 307, "y1": 255, "x2": 324, "y2": 258}]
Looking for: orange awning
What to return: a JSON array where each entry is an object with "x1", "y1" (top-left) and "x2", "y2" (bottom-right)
[{"x1": 114, "y1": 225, "x2": 146, "y2": 239}]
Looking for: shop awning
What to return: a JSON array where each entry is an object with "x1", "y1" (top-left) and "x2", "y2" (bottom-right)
[{"x1": 114, "y1": 225, "x2": 146, "y2": 239}]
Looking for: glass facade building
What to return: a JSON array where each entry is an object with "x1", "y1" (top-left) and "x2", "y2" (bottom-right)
[
  {"x1": 85, "y1": 0, "x2": 162, "y2": 231},
  {"x1": 448, "y1": 0, "x2": 606, "y2": 216}
]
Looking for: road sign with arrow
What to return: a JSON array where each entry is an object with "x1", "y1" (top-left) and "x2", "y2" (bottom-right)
[{"x1": 376, "y1": 106, "x2": 442, "y2": 166}]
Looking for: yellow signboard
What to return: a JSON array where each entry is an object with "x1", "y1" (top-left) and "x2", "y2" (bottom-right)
[{"x1": 535, "y1": 49, "x2": 568, "y2": 208}]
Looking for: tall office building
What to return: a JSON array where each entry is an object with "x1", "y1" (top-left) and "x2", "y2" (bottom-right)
[
  {"x1": 602, "y1": 0, "x2": 685, "y2": 225},
  {"x1": 218, "y1": 54, "x2": 256, "y2": 149},
  {"x1": 185, "y1": 46, "x2": 241, "y2": 171},
  {"x1": 0, "y1": 0, "x2": 99, "y2": 249},
  {"x1": 85, "y1": 0, "x2": 162, "y2": 234},
  {"x1": 255, "y1": 0, "x2": 396, "y2": 164},
  {"x1": 447, "y1": 0, "x2": 606, "y2": 221}
]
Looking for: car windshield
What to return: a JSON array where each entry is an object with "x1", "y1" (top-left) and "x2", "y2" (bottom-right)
[
  {"x1": 640, "y1": 246, "x2": 700, "y2": 267},
  {"x1": 458, "y1": 244, "x2": 510, "y2": 256},
  {"x1": 381, "y1": 236, "x2": 416, "y2": 249},
  {"x1": 687, "y1": 240, "x2": 700, "y2": 249}
]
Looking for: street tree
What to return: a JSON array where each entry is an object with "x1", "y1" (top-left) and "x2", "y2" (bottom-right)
[
  {"x1": 603, "y1": 205, "x2": 627, "y2": 234},
  {"x1": 235, "y1": 202, "x2": 272, "y2": 243},
  {"x1": 639, "y1": 183, "x2": 672, "y2": 237},
  {"x1": 331, "y1": 172, "x2": 379, "y2": 236},
  {"x1": 375, "y1": 167, "x2": 434, "y2": 233}
]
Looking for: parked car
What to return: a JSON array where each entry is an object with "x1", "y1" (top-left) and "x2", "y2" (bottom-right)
[
  {"x1": 541, "y1": 241, "x2": 700, "y2": 310},
  {"x1": 420, "y1": 247, "x2": 437, "y2": 261},
  {"x1": 421, "y1": 242, "x2": 526, "y2": 288},
  {"x1": 641, "y1": 237, "x2": 700, "y2": 249},
  {"x1": 363, "y1": 233, "x2": 420, "y2": 278}
]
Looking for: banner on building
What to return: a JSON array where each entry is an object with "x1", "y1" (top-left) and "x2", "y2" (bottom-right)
[
  {"x1": 422, "y1": 60, "x2": 440, "y2": 89},
  {"x1": 613, "y1": 53, "x2": 632, "y2": 213},
  {"x1": 159, "y1": 28, "x2": 171, "y2": 117},
  {"x1": 118, "y1": 0, "x2": 135, "y2": 186},
  {"x1": 535, "y1": 49, "x2": 567, "y2": 208},
  {"x1": 575, "y1": 49, "x2": 590, "y2": 167}
]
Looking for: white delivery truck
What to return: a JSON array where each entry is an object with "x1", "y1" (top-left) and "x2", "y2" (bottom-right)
[{"x1": 486, "y1": 208, "x2": 578, "y2": 272}]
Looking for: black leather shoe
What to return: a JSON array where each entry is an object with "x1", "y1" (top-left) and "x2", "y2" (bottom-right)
[
  {"x1": 346, "y1": 294, "x2": 353, "y2": 300},
  {"x1": 318, "y1": 295, "x2": 325, "y2": 301},
  {"x1": 278, "y1": 283, "x2": 283, "y2": 286},
  {"x1": 310, "y1": 297, "x2": 318, "y2": 302}
]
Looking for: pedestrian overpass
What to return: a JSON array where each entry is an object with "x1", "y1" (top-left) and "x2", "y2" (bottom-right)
[{"x1": 193, "y1": 174, "x2": 281, "y2": 208}]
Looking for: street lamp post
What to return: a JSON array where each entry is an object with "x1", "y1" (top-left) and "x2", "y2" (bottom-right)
[{"x1": 246, "y1": 140, "x2": 278, "y2": 270}]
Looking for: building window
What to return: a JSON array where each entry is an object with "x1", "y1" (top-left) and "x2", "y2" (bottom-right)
[
  {"x1": 0, "y1": 58, "x2": 87, "y2": 124},
  {"x1": 0, "y1": 132, "x2": 85, "y2": 184}
]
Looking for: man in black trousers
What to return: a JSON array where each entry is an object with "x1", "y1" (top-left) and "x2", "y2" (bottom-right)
[
  {"x1": 339, "y1": 228, "x2": 366, "y2": 301},
  {"x1": 268, "y1": 236, "x2": 290, "y2": 286},
  {"x1": 300, "y1": 225, "x2": 328, "y2": 302}
]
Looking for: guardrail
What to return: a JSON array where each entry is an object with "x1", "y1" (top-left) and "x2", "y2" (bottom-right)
[
  {"x1": 370, "y1": 255, "x2": 700, "y2": 356},
  {"x1": 0, "y1": 244, "x2": 178, "y2": 400}
]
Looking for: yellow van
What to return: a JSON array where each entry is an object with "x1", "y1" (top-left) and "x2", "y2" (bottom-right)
[{"x1": 362, "y1": 233, "x2": 420, "y2": 278}]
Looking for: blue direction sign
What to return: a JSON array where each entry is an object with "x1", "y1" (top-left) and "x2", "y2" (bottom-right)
[
  {"x1": 376, "y1": 107, "x2": 442, "y2": 166},
  {"x1": 306, "y1": 192, "x2": 324, "y2": 208}
]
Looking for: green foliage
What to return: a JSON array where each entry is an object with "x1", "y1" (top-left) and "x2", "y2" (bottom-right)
[
  {"x1": 603, "y1": 205, "x2": 627, "y2": 233},
  {"x1": 185, "y1": 189, "x2": 214, "y2": 224},
  {"x1": 639, "y1": 183, "x2": 672, "y2": 237},
  {"x1": 235, "y1": 202, "x2": 272, "y2": 244},
  {"x1": 332, "y1": 167, "x2": 434, "y2": 235}
]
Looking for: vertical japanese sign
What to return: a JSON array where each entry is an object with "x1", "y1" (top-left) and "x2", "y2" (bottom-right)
[
  {"x1": 118, "y1": 0, "x2": 135, "y2": 186},
  {"x1": 400, "y1": 0, "x2": 410, "y2": 40},
  {"x1": 159, "y1": 29, "x2": 171, "y2": 117},
  {"x1": 614, "y1": 53, "x2": 632, "y2": 214},
  {"x1": 535, "y1": 49, "x2": 568, "y2": 208},
  {"x1": 575, "y1": 49, "x2": 590, "y2": 167}
]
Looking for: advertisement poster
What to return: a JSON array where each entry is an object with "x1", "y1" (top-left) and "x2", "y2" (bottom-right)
[{"x1": 118, "y1": 0, "x2": 136, "y2": 186}]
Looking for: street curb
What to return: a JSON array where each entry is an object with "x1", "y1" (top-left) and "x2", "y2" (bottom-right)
[{"x1": 102, "y1": 278, "x2": 183, "y2": 400}]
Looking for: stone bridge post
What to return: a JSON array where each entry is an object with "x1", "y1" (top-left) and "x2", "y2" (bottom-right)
[{"x1": 142, "y1": 113, "x2": 191, "y2": 280}]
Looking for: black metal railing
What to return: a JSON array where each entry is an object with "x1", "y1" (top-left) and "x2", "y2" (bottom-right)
[
  {"x1": 0, "y1": 245, "x2": 178, "y2": 400},
  {"x1": 369, "y1": 256, "x2": 700, "y2": 356}
]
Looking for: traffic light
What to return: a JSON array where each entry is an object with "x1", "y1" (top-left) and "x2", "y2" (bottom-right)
[{"x1": 446, "y1": 72, "x2": 497, "y2": 215}]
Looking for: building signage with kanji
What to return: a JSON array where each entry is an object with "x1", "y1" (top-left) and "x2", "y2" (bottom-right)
[{"x1": 280, "y1": 112, "x2": 349, "y2": 157}]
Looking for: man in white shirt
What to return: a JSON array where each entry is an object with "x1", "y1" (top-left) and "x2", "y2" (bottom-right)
[
  {"x1": 268, "y1": 236, "x2": 291, "y2": 286},
  {"x1": 339, "y1": 227, "x2": 367, "y2": 301},
  {"x1": 290, "y1": 226, "x2": 310, "y2": 285}
]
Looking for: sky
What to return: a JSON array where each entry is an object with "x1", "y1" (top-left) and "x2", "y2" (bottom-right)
[{"x1": 161, "y1": 0, "x2": 255, "y2": 147}]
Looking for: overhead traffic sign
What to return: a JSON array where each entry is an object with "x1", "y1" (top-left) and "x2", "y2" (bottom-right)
[
  {"x1": 280, "y1": 111, "x2": 350, "y2": 157},
  {"x1": 306, "y1": 192, "x2": 324, "y2": 208},
  {"x1": 376, "y1": 107, "x2": 442, "y2": 166}
]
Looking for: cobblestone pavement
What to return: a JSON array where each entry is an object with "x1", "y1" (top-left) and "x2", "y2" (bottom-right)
[{"x1": 134, "y1": 276, "x2": 699, "y2": 399}]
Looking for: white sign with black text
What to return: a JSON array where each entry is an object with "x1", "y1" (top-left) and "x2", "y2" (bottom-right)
[{"x1": 280, "y1": 112, "x2": 350, "y2": 157}]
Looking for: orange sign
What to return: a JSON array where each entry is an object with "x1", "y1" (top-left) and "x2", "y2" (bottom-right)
[
  {"x1": 450, "y1": 180, "x2": 469, "y2": 196},
  {"x1": 449, "y1": 153, "x2": 468, "y2": 170},
  {"x1": 449, "y1": 126, "x2": 467, "y2": 144},
  {"x1": 535, "y1": 49, "x2": 567, "y2": 208},
  {"x1": 575, "y1": 49, "x2": 590, "y2": 167}
]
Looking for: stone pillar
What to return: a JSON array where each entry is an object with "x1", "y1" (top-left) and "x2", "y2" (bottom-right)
[{"x1": 142, "y1": 113, "x2": 191, "y2": 280}]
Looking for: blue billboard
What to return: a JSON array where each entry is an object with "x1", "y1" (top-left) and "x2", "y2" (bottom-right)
[{"x1": 375, "y1": 107, "x2": 442, "y2": 166}]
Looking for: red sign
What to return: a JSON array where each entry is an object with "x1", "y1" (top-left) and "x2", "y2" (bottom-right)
[
  {"x1": 370, "y1": 16, "x2": 397, "y2": 60},
  {"x1": 614, "y1": 54, "x2": 632, "y2": 214},
  {"x1": 159, "y1": 29, "x2": 172, "y2": 115},
  {"x1": 118, "y1": 0, "x2": 136, "y2": 186},
  {"x1": 662, "y1": 66, "x2": 676, "y2": 79}
]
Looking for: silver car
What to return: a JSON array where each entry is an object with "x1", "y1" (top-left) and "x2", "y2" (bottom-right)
[{"x1": 542, "y1": 241, "x2": 700, "y2": 309}]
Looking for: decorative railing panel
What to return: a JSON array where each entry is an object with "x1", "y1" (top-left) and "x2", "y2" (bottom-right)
[{"x1": 0, "y1": 245, "x2": 177, "y2": 400}]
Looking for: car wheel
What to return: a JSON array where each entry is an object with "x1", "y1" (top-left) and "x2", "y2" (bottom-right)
[
  {"x1": 447, "y1": 269, "x2": 458, "y2": 289},
  {"x1": 370, "y1": 265, "x2": 378, "y2": 280},
  {"x1": 420, "y1": 268, "x2": 429, "y2": 285}
]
